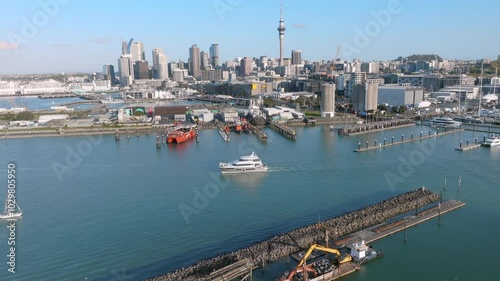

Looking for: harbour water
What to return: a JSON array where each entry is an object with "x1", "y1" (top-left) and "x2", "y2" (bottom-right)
[{"x1": 0, "y1": 125, "x2": 498, "y2": 281}]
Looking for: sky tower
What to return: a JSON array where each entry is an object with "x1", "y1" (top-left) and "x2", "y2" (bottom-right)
[{"x1": 277, "y1": 0, "x2": 286, "y2": 67}]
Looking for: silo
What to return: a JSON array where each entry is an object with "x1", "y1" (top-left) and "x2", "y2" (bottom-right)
[{"x1": 321, "y1": 83, "x2": 335, "y2": 118}]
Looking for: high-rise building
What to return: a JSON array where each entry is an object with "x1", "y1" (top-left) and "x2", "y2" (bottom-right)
[
  {"x1": 121, "y1": 38, "x2": 133, "y2": 55},
  {"x1": 321, "y1": 83, "x2": 335, "y2": 118},
  {"x1": 201, "y1": 51, "x2": 210, "y2": 70},
  {"x1": 291, "y1": 50, "x2": 302, "y2": 65},
  {"x1": 189, "y1": 44, "x2": 201, "y2": 79},
  {"x1": 102, "y1": 64, "x2": 115, "y2": 83},
  {"x1": 240, "y1": 57, "x2": 253, "y2": 76},
  {"x1": 118, "y1": 55, "x2": 134, "y2": 85},
  {"x1": 259, "y1": 56, "x2": 268, "y2": 70},
  {"x1": 133, "y1": 60, "x2": 149, "y2": 80},
  {"x1": 209, "y1": 44, "x2": 219, "y2": 68},
  {"x1": 152, "y1": 48, "x2": 168, "y2": 80},
  {"x1": 277, "y1": 1, "x2": 286, "y2": 67},
  {"x1": 130, "y1": 42, "x2": 145, "y2": 62}
]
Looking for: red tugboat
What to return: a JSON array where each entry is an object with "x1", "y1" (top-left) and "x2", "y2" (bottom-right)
[{"x1": 167, "y1": 124, "x2": 197, "y2": 143}]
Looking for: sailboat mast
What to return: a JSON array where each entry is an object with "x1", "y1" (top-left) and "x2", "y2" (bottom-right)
[{"x1": 479, "y1": 62, "x2": 483, "y2": 116}]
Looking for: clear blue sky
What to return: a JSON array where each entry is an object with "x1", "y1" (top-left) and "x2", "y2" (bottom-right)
[{"x1": 0, "y1": 0, "x2": 499, "y2": 74}]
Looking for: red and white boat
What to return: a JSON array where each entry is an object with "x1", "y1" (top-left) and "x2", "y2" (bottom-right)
[{"x1": 167, "y1": 124, "x2": 197, "y2": 144}]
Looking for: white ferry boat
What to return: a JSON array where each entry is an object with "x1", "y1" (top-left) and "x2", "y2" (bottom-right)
[
  {"x1": 219, "y1": 152, "x2": 268, "y2": 174},
  {"x1": 425, "y1": 117, "x2": 462, "y2": 128}
]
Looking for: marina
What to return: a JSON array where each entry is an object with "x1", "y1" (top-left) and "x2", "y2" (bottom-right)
[{"x1": 0, "y1": 122, "x2": 496, "y2": 281}]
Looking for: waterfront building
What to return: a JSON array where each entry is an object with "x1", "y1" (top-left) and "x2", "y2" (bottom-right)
[
  {"x1": 378, "y1": 85, "x2": 424, "y2": 107},
  {"x1": 321, "y1": 83, "x2": 335, "y2": 118},
  {"x1": 353, "y1": 81, "x2": 378, "y2": 113}
]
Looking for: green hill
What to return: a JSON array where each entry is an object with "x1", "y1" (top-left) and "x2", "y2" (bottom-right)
[{"x1": 394, "y1": 54, "x2": 442, "y2": 62}]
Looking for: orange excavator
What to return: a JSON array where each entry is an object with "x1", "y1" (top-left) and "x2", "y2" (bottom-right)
[{"x1": 281, "y1": 244, "x2": 352, "y2": 281}]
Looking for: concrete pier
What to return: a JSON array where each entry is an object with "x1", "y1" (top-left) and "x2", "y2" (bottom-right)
[
  {"x1": 269, "y1": 121, "x2": 296, "y2": 140},
  {"x1": 462, "y1": 123, "x2": 500, "y2": 134},
  {"x1": 455, "y1": 137, "x2": 482, "y2": 151},
  {"x1": 340, "y1": 119, "x2": 415, "y2": 136},
  {"x1": 353, "y1": 128, "x2": 464, "y2": 152},
  {"x1": 247, "y1": 123, "x2": 267, "y2": 142}
]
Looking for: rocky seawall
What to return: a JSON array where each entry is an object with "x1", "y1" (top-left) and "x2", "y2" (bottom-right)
[{"x1": 148, "y1": 188, "x2": 440, "y2": 281}]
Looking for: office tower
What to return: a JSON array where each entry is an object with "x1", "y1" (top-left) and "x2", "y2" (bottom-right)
[
  {"x1": 240, "y1": 57, "x2": 253, "y2": 76},
  {"x1": 201, "y1": 51, "x2": 210, "y2": 70},
  {"x1": 130, "y1": 42, "x2": 145, "y2": 62},
  {"x1": 121, "y1": 38, "x2": 133, "y2": 55},
  {"x1": 118, "y1": 55, "x2": 134, "y2": 85},
  {"x1": 259, "y1": 56, "x2": 268, "y2": 70},
  {"x1": 189, "y1": 44, "x2": 201, "y2": 79},
  {"x1": 277, "y1": 1, "x2": 286, "y2": 67},
  {"x1": 102, "y1": 64, "x2": 115, "y2": 83},
  {"x1": 133, "y1": 60, "x2": 149, "y2": 80},
  {"x1": 321, "y1": 83, "x2": 335, "y2": 118},
  {"x1": 152, "y1": 48, "x2": 169, "y2": 80},
  {"x1": 291, "y1": 50, "x2": 301, "y2": 65},
  {"x1": 209, "y1": 44, "x2": 219, "y2": 68}
]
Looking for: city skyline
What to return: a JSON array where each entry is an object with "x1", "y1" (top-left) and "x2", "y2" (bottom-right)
[{"x1": 1, "y1": 0, "x2": 500, "y2": 74}]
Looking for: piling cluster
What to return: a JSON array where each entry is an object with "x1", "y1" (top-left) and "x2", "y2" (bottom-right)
[{"x1": 148, "y1": 188, "x2": 439, "y2": 281}]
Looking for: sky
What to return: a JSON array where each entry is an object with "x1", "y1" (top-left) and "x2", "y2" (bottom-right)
[{"x1": 0, "y1": 0, "x2": 499, "y2": 74}]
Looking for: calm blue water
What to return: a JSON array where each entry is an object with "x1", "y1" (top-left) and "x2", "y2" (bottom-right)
[{"x1": 0, "y1": 125, "x2": 498, "y2": 281}]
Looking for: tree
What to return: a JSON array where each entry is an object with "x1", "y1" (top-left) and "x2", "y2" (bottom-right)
[
  {"x1": 263, "y1": 97, "x2": 274, "y2": 107},
  {"x1": 15, "y1": 111, "x2": 35, "y2": 121}
]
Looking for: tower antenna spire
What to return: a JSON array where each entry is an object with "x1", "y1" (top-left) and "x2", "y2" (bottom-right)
[{"x1": 280, "y1": 0, "x2": 283, "y2": 18}]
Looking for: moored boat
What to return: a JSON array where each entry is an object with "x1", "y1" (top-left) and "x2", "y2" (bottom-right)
[
  {"x1": 167, "y1": 124, "x2": 197, "y2": 144},
  {"x1": 482, "y1": 134, "x2": 500, "y2": 147}
]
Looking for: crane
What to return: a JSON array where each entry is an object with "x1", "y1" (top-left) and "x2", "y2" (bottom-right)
[
  {"x1": 331, "y1": 46, "x2": 341, "y2": 71},
  {"x1": 281, "y1": 244, "x2": 351, "y2": 281}
]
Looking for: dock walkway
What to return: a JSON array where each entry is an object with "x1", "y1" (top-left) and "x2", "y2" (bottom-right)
[
  {"x1": 333, "y1": 199, "x2": 465, "y2": 247},
  {"x1": 353, "y1": 128, "x2": 463, "y2": 152},
  {"x1": 247, "y1": 123, "x2": 267, "y2": 142}
]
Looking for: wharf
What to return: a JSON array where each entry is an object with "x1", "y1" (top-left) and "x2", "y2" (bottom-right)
[
  {"x1": 340, "y1": 119, "x2": 415, "y2": 136},
  {"x1": 37, "y1": 93, "x2": 76, "y2": 99},
  {"x1": 269, "y1": 121, "x2": 296, "y2": 140},
  {"x1": 216, "y1": 125, "x2": 230, "y2": 142},
  {"x1": 333, "y1": 199, "x2": 465, "y2": 247},
  {"x1": 462, "y1": 123, "x2": 500, "y2": 134},
  {"x1": 353, "y1": 128, "x2": 463, "y2": 152},
  {"x1": 247, "y1": 123, "x2": 267, "y2": 142}
]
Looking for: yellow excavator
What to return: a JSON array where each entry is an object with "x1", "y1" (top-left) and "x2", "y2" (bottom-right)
[{"x1": 281, "y1": 244, "x2": 352, "y2": 281}]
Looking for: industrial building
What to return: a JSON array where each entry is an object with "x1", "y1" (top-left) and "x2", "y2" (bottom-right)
[
  {"x1": 378, "y1": 85, "x2": 425, "y2": 107},
  {"x1": 352, "y1": 82, "x2": 378, "y2": 114}
]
